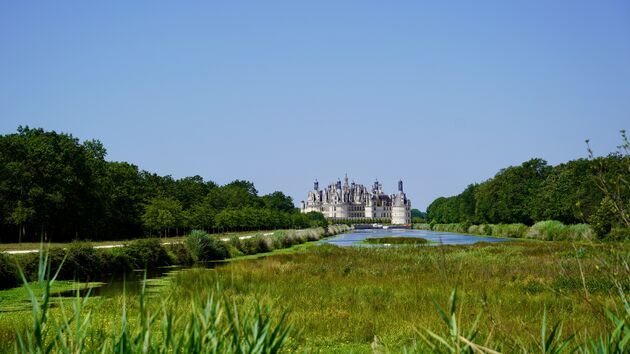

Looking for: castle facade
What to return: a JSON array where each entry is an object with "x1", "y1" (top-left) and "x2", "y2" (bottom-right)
[{"x1": 299, "y1": 175, "x2": 411, "y2": 225}]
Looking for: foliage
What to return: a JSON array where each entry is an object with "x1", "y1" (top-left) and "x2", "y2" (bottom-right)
[
  {"x1": 526, "y1": 221, "x2": 594, "y2": 241},
  {"x1": 0, "y1": 126, "x2": 316, "y2": 242},
  {"x1": 0, "y1": 253, "x2": 19, "y2": 289},
  {"x1": 185, "y1": 230, "x2": 229, "y2": 261},
  {"x1": 427, "y1": 151, "x2": 629, "y2": 239},
  {"x1": 141, "y1": 196, "x2": 183, "y2": 236},
  {"x1": 122, "y1": 238, "x2": 173, "y2": 269},
  {"x1": 411, "y1": 208, "x2": 426, "y2": 223},
  {"x1": 587, "y1": 130, "x2": 630, "y2": 229}
]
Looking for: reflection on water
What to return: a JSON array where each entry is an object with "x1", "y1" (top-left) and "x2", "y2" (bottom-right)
[{"x1": 320, "y1": 228, "x2": 512, "y2": 247}]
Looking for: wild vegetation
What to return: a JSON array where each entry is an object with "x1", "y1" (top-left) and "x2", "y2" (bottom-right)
[
  {"x1": 0, "y1": 226, "x2": 351, "y2": 290},
  {"x1": 0, "y1": 127, "x2": 328, "y2": 243},
  {"x1": 1, "y1": 249, "x2": 292, "y2": 353},
  {"x1": 426, "y1": 132, "x2": 630, "y2": 239},
  {"x1": 415, "y1": 220, "x2": 597, "y2": 241},
  {"x1": 3, "y1": 240, "x2": 628, "y2": 352}
]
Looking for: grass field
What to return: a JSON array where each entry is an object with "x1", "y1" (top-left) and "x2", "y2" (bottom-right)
[
  {"x1": 0, "y1": 239, "x2": 628, "y2": 352},
  {"x1": 168, "y1": 241, "x2": 629, "y2": 352}
]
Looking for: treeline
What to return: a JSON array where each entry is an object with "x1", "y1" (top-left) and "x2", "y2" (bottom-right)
[
  {"x1": 0, "y1": 127, "x2": 325, "y2": 243},
  {"x1": 427, "y1": 155, "x2": 630, "y2": 237}
]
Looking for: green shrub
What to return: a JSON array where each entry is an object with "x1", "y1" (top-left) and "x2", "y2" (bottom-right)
[
  {"x1": 185, "y1": 230, "x2": 229, "y2": 262},
  {"x1": 167, "y1": 242, "x2": 194, "y2": 265},
  {"x1": 491, "y1": 223, "x2": 528, "y2": 238},
  {"x1": 0, "y1": 253, "x2": 18, "y2": 289},
  {"x1": 566, "y1": 224, "x2": 594, "y2": 241},
  {"x1": 238, "y1": 237, "x2": 260, "y2": 255},
  {"x1": 590, "y1": 197, "x2": 616, "y2": 239},
  {"x1": 413, "y1": 223, "x2": 431, "y2": 230},
  {"x1": 525, "y1": 221, "x2": 593, "y2": 241},
  {"x1": 527, "y1": 221, "x2": 566, "y2": 240},
  {"x1": 256, "y1": 236, "x2": 274, "y2": 253},
  {"x1": 225, "y1": 243, "x2": 244, "y2": 258},
  {"x1": 432, "y1": 223, "x2": 467, "y2": 233},
  {"x1": 124, "y1": 238, "x2": 173, "y2": 268},
  {"x1": 60, "y1": 241, "x2": 102, "y2": 280},
  {"x1": 609, "y1": 227, "x2": 630, "y2": 241},
  {"x1": 99, "y1": 248, "x2": 134, "y2": 275}
]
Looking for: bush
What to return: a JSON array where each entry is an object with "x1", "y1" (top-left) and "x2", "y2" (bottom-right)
[
  {"x1": 99, "y1": 249, "x2": 134, "y2": 275},
  {"x1": 225, "y1": 243, "x2": 244, "y2": 258},
  {"x1": 526, "y1": 221, "x2": 566, "y2": 240},
  {"x1": 167, "y1": 243, "x2": 194, "y2": 265},
  {"x1": 609, "y1": 227, "x2": 630, "y2": 241},
  {"x1": 413, "y1": 223, "x2": 431, "y2": 230},
  {"x1": 60, "y1": 241, "x2": 102, "y2": 280},
  {"x1": 566, "y1": 224, "x2": 594, "y2": 241},
  {"x1": 256, "y1": 236, "x2": 274, "y2": 253},
  {"x1": 491, "y1": 223, "x2": 528, "y2": 238},
  {"x1": 238, "y1": 237, "x2": 260, "y2": 255},
  {"x1": 124, "y1": 238, "x2": 173, "y2": 269},
  {"x1": 525, "y1": 221, "x2": 593, "y2": 241},
  {"x1": 0, "y1": 253, "x2": 19, "y2": 289},
  {"x1": 590, "y1": 197, "x2": 616, "y2": 239},
  {"x1": 185, "y1": 230, "x2": 229, "y2": 262},
  {"x1": 432, "y1": 224, "x2": 467, "y2": 233}
]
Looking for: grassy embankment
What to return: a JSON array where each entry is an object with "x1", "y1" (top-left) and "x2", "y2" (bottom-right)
[
  {"x1": 0, "y1": 226, "x2": 351, "y2": 289},
  {"x1": 414, "y1": 220, "x2": 604, "y2": 241},
  {"x1": 1, "y1": 238, "x2": 629, "y2": 352},
  {"x1": 0, "y1": 230, "x2": 269, "y2": 252}
]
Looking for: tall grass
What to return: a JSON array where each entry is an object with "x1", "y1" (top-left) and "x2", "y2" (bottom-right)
[
  {"x1": 185, "y1": 230, "x2": 229, "y2": 261},
  {"x1": 227, "y1": 225, "x2": 350, "y2": 256},
  {"x1": 417, "y1": 221, "x2": 597, "y2": 241},
  {"x1": 527, "y1": 221, "x2": 595, "y2": 241},
  {"x1": 183, "y1": 241, "x2": 630, "y2": 352},
  {"x1": 12, "y1": 244, "x2": 292, "y2": 353},
  {"x1": 4, "y1": 239, "x2": 630, "y2": 352}
]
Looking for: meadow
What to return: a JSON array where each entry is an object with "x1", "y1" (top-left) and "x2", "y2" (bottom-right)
[{"x1": 1, "y1": 237, "x2": 628, "y2": 352}]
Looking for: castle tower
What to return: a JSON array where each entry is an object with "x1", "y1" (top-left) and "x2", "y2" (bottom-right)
[{"x1": 391, "y1": 179, "x2": 411, "y2": 225}]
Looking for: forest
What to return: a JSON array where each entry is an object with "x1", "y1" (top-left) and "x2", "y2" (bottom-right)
[
  {"x1": 0, "y1": 127, "x2": 325, "y2": 243},
  {"x1": 426, "y1": 148, "x2": 630, "y2": 237}
]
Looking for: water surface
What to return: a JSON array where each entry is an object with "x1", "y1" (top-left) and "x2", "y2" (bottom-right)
[{"x1": 320, "y1": 228, "x2": 512, "y2": 247}]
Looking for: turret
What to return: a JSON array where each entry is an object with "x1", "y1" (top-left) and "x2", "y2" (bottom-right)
[{"x1": 373, "y1": 179, "x2": 380, "y2": 193}]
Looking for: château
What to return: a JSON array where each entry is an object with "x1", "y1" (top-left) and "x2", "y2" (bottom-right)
[{"x1": 300, "y1": 175, "x2": 411, "y2": 224}]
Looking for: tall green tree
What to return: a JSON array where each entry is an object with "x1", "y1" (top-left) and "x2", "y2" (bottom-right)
[{"x1": 142, "y1": 197, "x2": 183, "y2": 237}]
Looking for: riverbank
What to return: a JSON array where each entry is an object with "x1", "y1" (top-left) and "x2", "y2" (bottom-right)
[
  {"x1": 0, "y1": 225, "x2": 352, "y2": 290},
  {"x1": 413, "y1": 220, "x2": 616, "y2": 241}
]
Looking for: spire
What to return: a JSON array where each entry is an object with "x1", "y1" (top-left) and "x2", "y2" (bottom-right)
[
  {"x1": 398, "y1": 179, "x2": 404, "y2": 192},
  {"x1": 314, "y1": 179, "x2": 319, "y2": 191},
  {"x1": 344, "y1": 173, "x2": 349, "y2": 187}
]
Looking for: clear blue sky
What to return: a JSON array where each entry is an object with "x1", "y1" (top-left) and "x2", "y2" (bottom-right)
[{"x1": 1, "y1": 1, "x2": 629, "y2": 210}]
